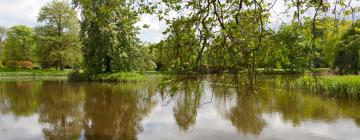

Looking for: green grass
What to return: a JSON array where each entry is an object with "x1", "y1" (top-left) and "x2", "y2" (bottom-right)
[
  {"x1": 297, "y1": 75, "x2": 360, "y2": 98},
  {"x1": 0, "y1": 68, "x2": 72, "y2": 77},
  {"x1": 256, "y1": 68, "x2": 304, "y2": 74},
  {"x1": 70, "y1": 71, "x2": 148, "y2": 82},
  {"x1": 257, "y1": 68, "x2": 331, "y2": 74}
]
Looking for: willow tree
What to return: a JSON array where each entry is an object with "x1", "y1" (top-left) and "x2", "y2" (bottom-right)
[
  {"x1": 155, "y1": 0, "x2": 272, "y2": 86},
  {"x1": 156, "y1": 17, "x2": 200, "y2": 73},
  {"x1": 36, "y1": 0, "x2": 82, "y2": 70},
  {"x1": 73, "y1": 0, "x2": 154, "y2": 73}
]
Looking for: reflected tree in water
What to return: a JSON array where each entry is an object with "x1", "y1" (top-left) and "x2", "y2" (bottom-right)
[
  {"x1": 210, "y1": 75, "x2": 266, "y2": 135},
  {"x1": 172, "y1": 80, "x2": 203, "y2": 131},
  {"x1": 225, "y1": 91, "x2": 266, "y2": 135},
  {"x1": 1, "y1": 76, "x2": 360, "y2": 139},
  {"x1": 157, "y1": 76, "x2": 205, "y2": 131},
  {"x1": 0, "y1": 81, "x2": 41, "y2": 116},
  {"x1": 37, "y1": 81, "x2": 84, "y2": 140},
  {"x1": 83, "y1": 83, "x2": 156, "y2": 140}
]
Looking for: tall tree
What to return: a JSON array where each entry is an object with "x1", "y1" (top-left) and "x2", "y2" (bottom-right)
[
  {"x1": 73, "y1": 0, "x2": 153, "y2": 73},
  {"x1": 334, "y1": 21, "x2": 360, "y2": 74},
  {"x1": 36, "y1": 0, "x2": 82, "y2": 70},
  {"x1": 276, "y1": 23, "x2": 309, "y2": 71},
  {"x1": 3, "y1": 25, "x2": 35, "y2": 62}
]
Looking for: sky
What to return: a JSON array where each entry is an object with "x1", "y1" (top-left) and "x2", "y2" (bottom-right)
[
  {"x1": 0, "y1": 0, "x2": 167, "y2": 43},
  {"x1": 0, "y1": 0, "x2": 358, "y2": 43}
]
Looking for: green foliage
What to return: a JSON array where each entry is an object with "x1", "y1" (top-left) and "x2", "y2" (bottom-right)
[
  {"x1": 152, "y1": 1, "x2": 273, "y2": 75},
  {"x1": 334, "y1": 21, "x2": 360, "y2": 74},
  {"x1": 153, "y1": 18, "x2": 200, "y2": 72},
  {"x1": 317, "y1": 19, "x2": 351, "y2": 67},
  {"x1": 36, "y1": 0, "x2": 82, "y2": 70},
  {"x1": 298, "y1": 75, "x2": 360, "y2": 98},
  {"x1": 276, "y1": 23, "x2": 310, "y2": 71},
  {"x1": 255, "y1": 18, "x2": 351, "y2": 72},
  {"x1": 3, "y1": 25, "x2": 35, "y2": 62},
  {"x1": 73, "y1": 0, "x2": 154, "y2": 74}
]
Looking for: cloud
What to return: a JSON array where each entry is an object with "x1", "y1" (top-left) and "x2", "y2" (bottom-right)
[
  {"x1": 0, "y1": 0, "x2": 165, "y2": 43},
  {"x1": 137, "y1": 14, "x2": 167, "y2": 43},
  {"x1": 0, "y1": 0, "x2": 53, "y2": 27}
]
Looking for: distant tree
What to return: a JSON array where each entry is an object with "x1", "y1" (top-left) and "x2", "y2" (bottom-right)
[
  {"x1": 155, "y1": 18, "x2": 200, "y2": 73},
  {"x1": 0, "y1": 26, "x2": 7, "y2": 63},
  {"x1": 0, "y1": 26, "x2": 6, "y2": 48},
  {"x1": 36, "y1": 0, "x2": 81, "y2": 70},
  {"x1": 317, "y1": 19, "x2": 351, "y2": 67},
  {"x1": 334, "y1": 21, "x2": 360, "y2": 74},
  {"x1": 276, "y1": 23, "x2": 309, "y2": 71},
  {"x1": 3, "y1": 25, "x2": 35, "y2": 62}
]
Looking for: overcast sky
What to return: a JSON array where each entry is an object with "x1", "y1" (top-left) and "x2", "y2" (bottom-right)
[
  {"x1": 0, "y1": 0, "x2": 304, "y2": 43},
  {"x1": 0, "y1": 0, "x2": 167, "y2": 43},
  {"x1": 0, "y1": 0, "x2": 358, "y2": 43}
]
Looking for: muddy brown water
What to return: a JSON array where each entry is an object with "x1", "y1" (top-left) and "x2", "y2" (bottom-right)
[{"x1": 0, "y1": 75, "x2": 359, "y2": 140}]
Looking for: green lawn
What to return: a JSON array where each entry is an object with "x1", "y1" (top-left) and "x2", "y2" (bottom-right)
[
  {"x1": 0, "y1": 68, "x2": 153, "y2": 82},
  {"x1": 69, "y1": 71, "x2": 148, "y2": 82},
  {"x1": 0, "y1": 68, "x2": 72, "y2": 77}
]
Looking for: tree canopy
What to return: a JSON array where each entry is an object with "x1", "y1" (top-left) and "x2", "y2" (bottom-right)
[
  {"x1": 73, "y1": 0, "x2": 155, "y2": 73},
  {"x1": 0, "y1": 0, "x2": 358, "y2": 79},
  {"x1": 36, "y1": 0, "x2": 82, "y2": 70},
  {"x1": 3, "y1": 25, "x2": 35, "y2": 62}
]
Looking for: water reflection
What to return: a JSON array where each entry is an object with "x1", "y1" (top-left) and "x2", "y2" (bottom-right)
[
  {"x1": 0, "y1": 75, "x2": 359, "y2": 140},
  {"x1": 37, "y1": 81, "x2": 84, "y2": 140},
  {"x1": 82, "y1": 83, "x2": 157, "y2": 140},
  {"x1": 172, "y1": 80, "x2": 203, "y2": 131}
]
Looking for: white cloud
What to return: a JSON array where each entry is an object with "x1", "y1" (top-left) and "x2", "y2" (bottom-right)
[
  {"x1": 0, "y1": 0, "x2": 54, "y2": 27},
  {"x1": 137, "y1": 14, "x2": 167, "y2": 43},
  {"x1": 0, "y1": 0, "x2": 165, "y2": 43}
]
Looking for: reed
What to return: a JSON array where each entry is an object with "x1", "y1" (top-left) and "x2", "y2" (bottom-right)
[{"x1": 297, "y1": 75, "x2": 360, "y2": 98}]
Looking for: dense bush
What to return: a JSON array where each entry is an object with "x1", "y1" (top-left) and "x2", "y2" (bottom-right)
[
  {"x1": 3, "y1": 25, "x2": 35, "y2": 62},
  {"x1": 3, "y1": 61, "x2": 34, "y2": 69},
  {"x1": 334, "y1": 22, "x2": 360, "y2": 74}
]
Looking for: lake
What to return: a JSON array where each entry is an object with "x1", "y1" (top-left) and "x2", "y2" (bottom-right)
[{"x1": 0, "y1": 75, "x2": 359, "y2": 140}]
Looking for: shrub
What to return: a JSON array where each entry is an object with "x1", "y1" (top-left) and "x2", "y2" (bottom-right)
[{"x1": 3, "y1": 61, "x2": 34, "y2": 69}]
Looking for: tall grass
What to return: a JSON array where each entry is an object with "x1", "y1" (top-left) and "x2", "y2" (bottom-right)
[{"x1": 297, "y1": 75, "x2": 360, "y2": 98}]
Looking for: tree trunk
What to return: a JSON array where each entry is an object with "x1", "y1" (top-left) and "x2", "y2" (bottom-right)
[{"x1": 105, "y1": 56, "x2": 111, "y2": 72}]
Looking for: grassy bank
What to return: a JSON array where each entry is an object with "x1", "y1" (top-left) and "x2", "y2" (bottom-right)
[
  {"x1": 0, "y1": 68, "x2": 72, "y2": 77},
  {"x1": 256, "y1": 68, "x2": 330, "y2": 74},
  {"x1": 256, "y1": 68, "x2": 304, "y2": 74},
  {"x1": 297, "y1": 75, "x2": 360, "y2": 98},
  {"x1": 69, "y1": 72, "x2": 148, "y2": 82}
]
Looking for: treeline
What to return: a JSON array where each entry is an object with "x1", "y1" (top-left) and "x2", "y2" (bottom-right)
[
  {"x1": 0, "y1": 0, "x2": 359, "y2": 76},
  {"x1": 147, "y1": 0, "x2": 360, "y2": 76},
  {"x1": 150, "y1": 18, "x2": 356, "y2": 74},
  {"x1": 0, "y1": 1, "x2": 82, "y2": 70}
]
